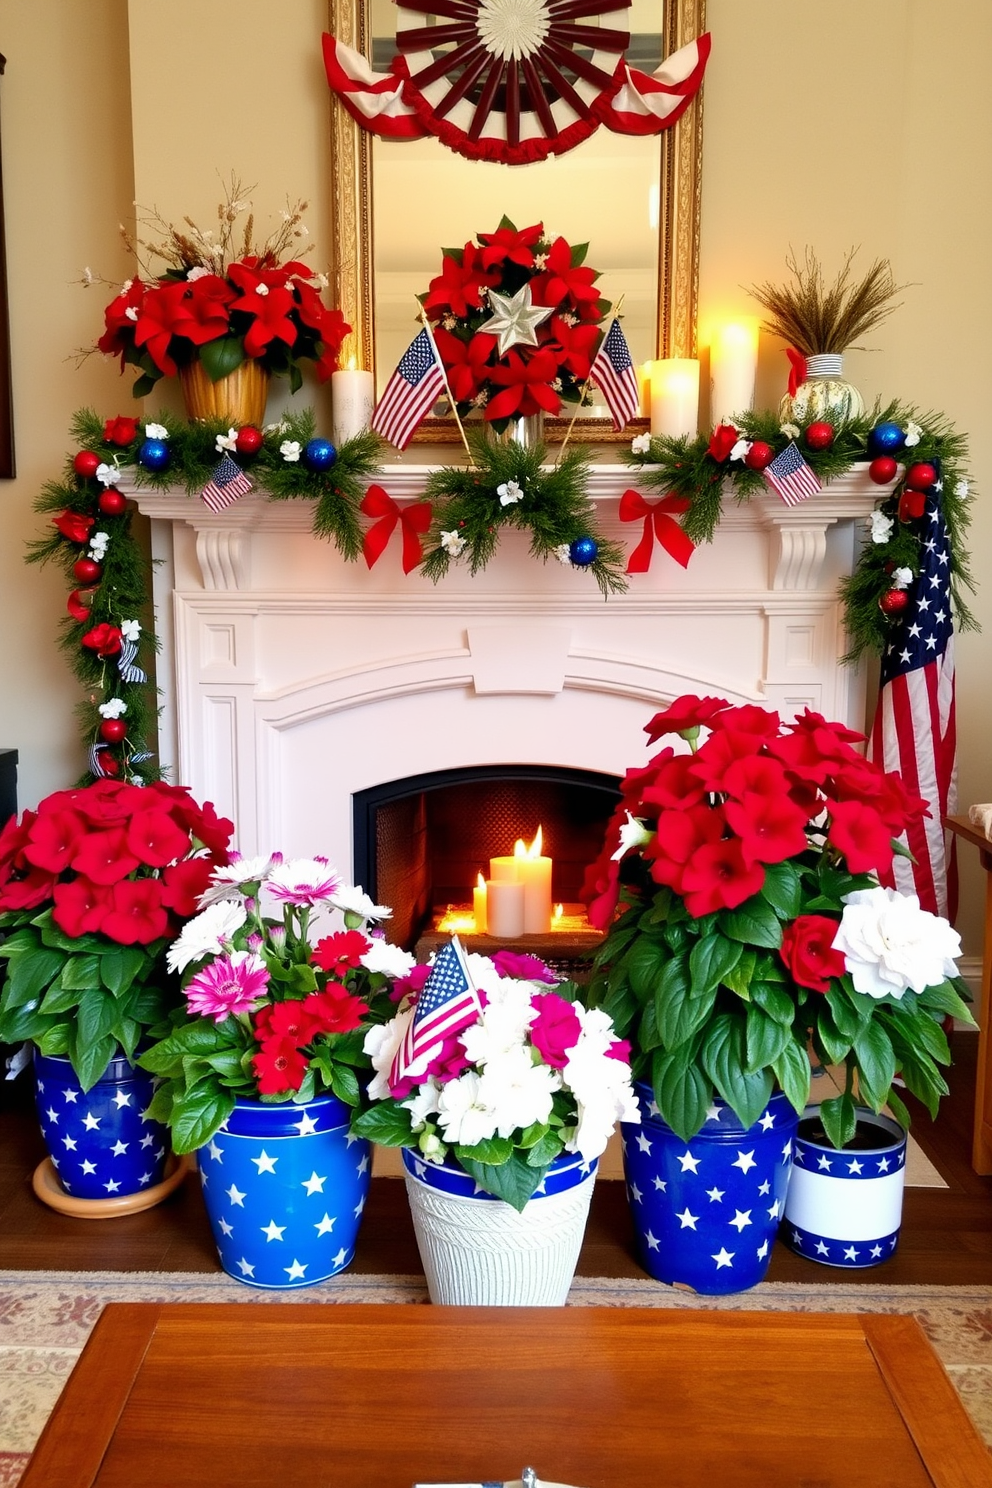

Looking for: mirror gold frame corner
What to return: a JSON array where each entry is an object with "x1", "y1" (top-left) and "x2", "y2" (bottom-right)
[{"x1": 326, "y1": 0, "x2": 706, "y2": 389}]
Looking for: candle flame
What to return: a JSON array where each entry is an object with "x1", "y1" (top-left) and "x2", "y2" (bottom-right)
[
  {"x1": 553, "y1": 903, "x2": 564, "y2": 923},
  {"x1": 513, "y1": 826, "x2": 543, "y2": 859},
  {"x1": 346, "y1": 354, "x2": 358, "y2": 372},
  {"x1": 476, "y1": 871, "x2": 486, "y2": 890}
]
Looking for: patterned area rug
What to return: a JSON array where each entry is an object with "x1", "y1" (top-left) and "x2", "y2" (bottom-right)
[{"x1": 1, "y1": 1270, "x2": 989, "y2": 1483}]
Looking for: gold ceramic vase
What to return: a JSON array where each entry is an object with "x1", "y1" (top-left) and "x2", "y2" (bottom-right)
[
  {"x1": 179, "y1": 359, "x2": 270, "y2": 427},
  {"x1": 779, "y1": 353, "x2": 864, "y2": 425}
]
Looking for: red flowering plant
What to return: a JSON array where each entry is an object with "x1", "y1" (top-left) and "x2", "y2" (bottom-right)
[
  {"x1": 138, "y1": 855, "x2": 405, "y2": 1151},
  {"x1": 420, "y1": 216, "x2": 610, "y2": 431},
  {"x1": 0, "y1": 781, "x2": 234, "y2": 1089},
  {"x1": 582, "y1": 696, "x2": 972, "y2": 1149},
  {"x1": 89, "y1": 177, "x2": 350, "y2": 397}
]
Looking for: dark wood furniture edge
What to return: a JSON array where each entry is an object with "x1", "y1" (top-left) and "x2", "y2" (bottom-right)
[
  {"x1": 943, "y1": 813, "x2": 992, "y2": 1174},
  {"x1": 18, "y1": 1302, "x2": 163, "y2": 1488},
  {"x1": 861, "y1": 1312, "x2": 992, "y2": 1486}
]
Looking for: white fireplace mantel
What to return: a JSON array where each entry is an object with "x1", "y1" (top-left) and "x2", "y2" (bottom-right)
[{"x1": 127, "y1": 464, "x2": 882, "y2": 870}]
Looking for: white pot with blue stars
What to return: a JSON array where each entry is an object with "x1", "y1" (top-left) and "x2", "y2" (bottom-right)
[
  {"x1": 402, "y1": 1147, "x2": 597, "y2": 1306},
  {"x1": 782, "y1": 1106, "x2": 907, "y2": 1268},
  {"x1": 196, "y1": 1093, "x2": 371, "y2": 1289},
  {"x1": 621, "y1": 1083, "x2": 799, "y2": 1295},
  {"x1": 34, "y1": 1049, "x2": 170, "y2": 1200}
]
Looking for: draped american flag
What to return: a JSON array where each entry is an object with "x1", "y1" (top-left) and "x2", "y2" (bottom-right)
[
  {"x1": 201, "y1": 453, "x2": 253, "y2": 512},
  {"x1": 371, "y1": 328, "x2": 445, "y2": 450},
  {"x1": 868, "y1": 470, "x2": 957, "y2": 918},
  {"x1": 390, "y1": 938, "x2": 481, "y2": 1087},
  {"x1": 590, "y1": 318, "x2": 640, "y2": 432},
  {"x1": 762, "y1": 441, "x2": 822, "y2": 506}
]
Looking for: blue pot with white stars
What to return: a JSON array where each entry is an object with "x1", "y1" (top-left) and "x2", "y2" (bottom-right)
[
  {"x1": 782, "y1": 1106, "x2": 906, "y2": 1269},
  {"x1": 402, "y1": 1147, "x2": 598, "y2": 1305},
  {"x1": 621, "y1": 1083, "x2": 798, "y2": 1295},
  {"x1": 33, "y1": 1049, "x2": 170, "y2": 1200},
  {"x1": 196, "y1": 1094, "x2": 371, "y2": 1290}
]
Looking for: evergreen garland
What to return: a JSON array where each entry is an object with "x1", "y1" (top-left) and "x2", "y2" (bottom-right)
[
  {"x1": 625, "y1": 400, "x2": 976, "y2": 657},
  {"x1": 420, "y1": 433, "x2": 628, "y2": 598}
]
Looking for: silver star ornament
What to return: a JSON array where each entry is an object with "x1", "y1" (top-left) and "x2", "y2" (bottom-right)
[{"x1": 477, "y1": 283, "x2": 554, "y2": 356}]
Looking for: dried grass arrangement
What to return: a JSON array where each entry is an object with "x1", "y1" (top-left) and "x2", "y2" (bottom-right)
[{"x1": 748, "y1": 248, "x2": 904, "y2": 355}]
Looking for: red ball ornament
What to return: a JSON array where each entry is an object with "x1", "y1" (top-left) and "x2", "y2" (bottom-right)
[
  {"x1": 98, "y1": 753, "x2": 121, "y2": 777},
  {"x1": 73, "y1": 557, "x2": 102, "y2": 584},
  {"x1": 97, "y1": 488, "x2": 127, "y2": 516},
  {"x1": 235, "y1": 425, "x2": 264, "y2": 456},
  {"x1": 868, "y1": 456, "x2": 898, "y2": 485},
  {"x1": 898, "y1": 489, "x2": 927, "y2": 523},
  {"x1": 879, "y1": 588, "x2": 910, "y2": 615},
  {"x1": 905, "y1": 462, "x2": 937, "y2": 491},
  {"x1": 99, "y1": 719, "x2": 127, "y2": 744},
  {"x1": 73, "y1": 450, "x2": 101, "y2": 480},
  {"x1": 744, "y1": 441, "x2": 775, "y2": 471},
  {"x1": 805, "y1": 421, "x2": 835, "y2": 451}
]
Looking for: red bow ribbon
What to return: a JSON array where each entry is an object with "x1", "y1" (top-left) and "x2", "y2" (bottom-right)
[
  {"x1": 66, "y1": 588, "x2": 97, "y2": 623},
  {"x1": 786, "y1": 347, "x2": 807, "y2": 397},
  {"x1": 618, "y1": 489, "x2": 695, "y2": 573},
  {"x1": 361, "y1": 485, "x2": 432, "y2": 574}
]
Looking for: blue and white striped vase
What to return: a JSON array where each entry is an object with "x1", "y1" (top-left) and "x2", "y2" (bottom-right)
[
  {"x1": 196, "y1": 1093, "x2": 371, "y2": 1290},
  {"x1": 33, "y1": 1049, "x2": 170, "y2": 1200},
  {"x1": 782, "y1": 1105, "x2": 907, "y2": 1268},
  {"x1": 621, "y1": 1083, "x2": 799, "y2": 1295}
]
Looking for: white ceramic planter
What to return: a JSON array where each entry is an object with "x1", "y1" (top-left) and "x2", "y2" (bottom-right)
[
  {"x1": 782, "y1": 1105, "x2": 907, "y2": 1269},
  {"x1": 402, "y1": 1148, "x2": 597, "y2": 1306}
]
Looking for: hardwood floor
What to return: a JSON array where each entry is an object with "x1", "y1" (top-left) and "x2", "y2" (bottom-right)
[{"x1": 2, "y1": 1033, "x2": 990, "y2": 1285}]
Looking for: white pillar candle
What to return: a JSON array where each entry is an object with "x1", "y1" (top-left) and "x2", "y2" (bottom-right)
[
  {"x1": 331, "y1": 369, "x2": 375, "y2": 445},
  {"x1": 517, "y1": 854, "x2": 553, "y2": 934},
  {"x1": 472, "y1": 874, "x2": 487, "y2": 935},
  {"x1": 489, "y1": 855, "x2": 520, "y2": 883},
  {"x1": 709, "y1": 320, "x2": 759, "y2": 427},
  {"x1": 650, "y1": 359, "x2": 700, "y2": 439},
  {"x1": 485, "y1": 879, "x2": 525, "y2": 939},
  {"x1": 636, "y1": 362, "x2": 653, "y2": 419}
]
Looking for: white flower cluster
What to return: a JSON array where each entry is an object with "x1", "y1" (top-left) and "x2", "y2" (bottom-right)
[
  {"x1": 364, "y1": 955, "x2": 639, "y2": 1163},
  {"x1": 833, "y1": 885, "x2": 961, "y2": 999},
  {"x1": 88, "y1": 530, "x2": 110, "y2": 561}
]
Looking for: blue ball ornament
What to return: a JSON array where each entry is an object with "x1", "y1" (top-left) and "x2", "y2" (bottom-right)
[
  {"x1": 569, "y1": 536, "x2": 598, "y2": 567},
  {"x1": 137, "y1": 437, "x2": 170, "y2": 473},
  {"x1": 304, "y1": 437, "x2": 338, "y2": 472},
  {"x1": 867, "y1": 421, "x2": 906, "y2": 458}
]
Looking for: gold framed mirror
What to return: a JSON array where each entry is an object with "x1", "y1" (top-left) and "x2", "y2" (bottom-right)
[{"x1": 326, "y1": 0, "x2": 706, "y2": 439}]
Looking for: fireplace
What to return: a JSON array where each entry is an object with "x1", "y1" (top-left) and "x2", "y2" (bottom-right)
[{"x1": 129, "y1": 462, "x2": 876, "y2": 942}]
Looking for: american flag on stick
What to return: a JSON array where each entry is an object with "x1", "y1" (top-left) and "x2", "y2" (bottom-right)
[
  {"x1": 371, "y1": 328, "x2": 446, "y2": 451},
  {"x1": 762, "y1": 441, "x2": 822, "y2": 506},
  {"x1": 868, "y1": 472, "x2": 957, "y2": 918},
  {"x1": 389, "y1": 937, "x2": 481, "y2": 1087},
  {"x1": 201, "y1": 453, "x2": 253, "y2": 513},
  {"x1": 590, "y1": 318, "x2": 640, "y2": 432}
]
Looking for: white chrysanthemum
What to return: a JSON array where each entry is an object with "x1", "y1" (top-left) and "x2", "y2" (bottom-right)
[
  {"x1": 891, "y1": 566, "x2": 914, "y2": 590},
  {"x1": 833, "y1": 886, "x2": 961, "y2": 999},
  {"x1": 280, "y1": 440, "x2": 302, "y2": 463},
  {"x1": 98, "y1": 698, "x2": 127, "y2": 720},
  {"x1": 166, "y1": 899, "x2": 247, "y2": 975},
  {"x1": 361, "y1": 938, "x2": 417, "y2": 980},
  {"x1": 363, "y1": 1011, "x2": 412, "y2": 1100},
  {"x1": 870, "y1": 510, "x2": 894, "y2": 544},
  {"x1": 198, "y1": 853, "x2": 281, "y2": 907},
  {"x1": 331, "y1": 884, "x2": 392, "y2": 922},
  {"x1": 631, "y1": 432, "x2": 651, "y2": 454},
  {"x1": 436, "y1": 1070, "x2": 500, "y2": 1149},
  {"x1": 477, "y1": 1047, "x2": 559, "y2": 1137},
  {"x1": 459, "y1": 979, "x2": 535, "y2": 1065}
]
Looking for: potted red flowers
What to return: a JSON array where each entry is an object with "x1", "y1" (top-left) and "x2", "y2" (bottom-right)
[{"x1": 0, "y1": 779, "x2": 233, "y2": 1203}]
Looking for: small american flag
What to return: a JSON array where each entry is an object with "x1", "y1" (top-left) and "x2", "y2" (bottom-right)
[
  {"x1": 389, "y1": 938, "x2": 481, "y2": 1087},
  {"x1": 868, "y1": 472, "x2": 957, "y2": 917},
  {"x1": 201, "y1": 453, "x2": 253, "y2": 513},
  {"x1": 371, "y1": 328, "x2": 446, "y2": 451},
  {"x1": 762, "y1": 441, "x2": 822, "y2": 506},
  {"x1": 589, "y1": 318, "x2": 640, "y2": 432}
]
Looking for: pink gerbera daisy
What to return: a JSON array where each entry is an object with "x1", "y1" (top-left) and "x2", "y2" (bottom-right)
[
  {"x1": 185, "y1": 951, "x2": 270, "y2": 1024},
  {"x1": 266, "y1": 855, "x2": 342, "y2": 907}
]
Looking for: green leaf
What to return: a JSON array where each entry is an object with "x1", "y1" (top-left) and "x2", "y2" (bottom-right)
[
  {"x1": 815, "y1": 1006, "x2": 852, "y2": 1066},
  {"x1": 636, "y1": 992, "x2": 663, "y2": 1053},
  {"x1": 112, "y1": 1016, "x2": 141, "y2": 1063},
  {"x1": 131, "y1": 372, "x2": 159, "y2": 399},
  {"x1": 655, "y1": 958, "x2": 716, "y2": 1051},
  {"x1": 70, "y1": 1032, "x2": 118, "y2": 1092},
  {"x1": 76, "y1": 984, "x2": 117, "y2": 1048},
  {"x1": 517, "y1": 1121, "x2": 550, "y2": 1150},
  {"x1": 328, "y1": 1062, "x2": 361, "y2": 1107},
  {"x1": 100, "y1": 946, "x2": 149, "y2": 996},
  {"x1": 458, "y1": 1151, "x2": 541, "y2": 1211},
  {"x1": 825, "y1": 986, "x2": 866, "y2": 1041},
  {"x1": 454, "y1": 1135, "x2": 513, "y2": 1166},
  {"x1": 918, "y1": 979, "x2": 975, "y2": 1025},
  {"x1": 745, "y1": 1004, "x2": 793, "y2": 1073},
  {"x1": 350, "y1": 1102, "x2": 415, "y2": 1146},
  {"x1": 688, "y1": 934, "x2": 742, "y2": 999},
  {"x1": 625, "y1": 935, "x2": 670, "y2": 1002},
  {"x1": 286, "y1": 964, "x2": 319, "y2": 996},
  {"x1": 718, "y1": 898, "x2": 783, "y2": 949},
  {"x1": 198, "y1": 335, "x2": 245, "y2": 382},
  {"x1": 771, "y1": 1038, "x2": 812, "y2": 1116},
  {"x1": 750, "y1": 979, "x2": 796, "y2": 1026},
  {"x1": 889, "y1": 1005, "x2": 950, "y2": 1065},
  {"x1": 60, "y1": 955, "x2": 103, "y2": 992},
  {"x1": 651, "y1": 1041, "x2": 711, "y2": 1142},
  {"x1": 722, "y1": 946, "x2": 757, "y2": 999},
  {"x1": 758, "y1": 860, "x2": 803, "y2": 920},
  {"x1": 885, "y1": 1086, "x2": 911, "y2": 1132},
  {"x1": 38, "y1": 975, "x2": 84, "y2": 1016},
  {"x1": 852, "y1": 1020, "x2": 897, "y2": 1110},
  {"x1": 524, "y1": 1130, "x2": 565, "y2": 1167},
  {"x1": 3, "y1": 944, "x2": 64, "y2": 1007},
  {"x1": 818, "y1": 1092, "x2": 857, "y2": 1150},
  {"x1": 571, "y1": 241, "x2": 589, "y2": 267},
  {"x1": 168, "y1": 1082, "x2": 237, "y2": 1154},
  {"x1": 700, "y1": 1014, "x2": 774, "y2": 1130}
]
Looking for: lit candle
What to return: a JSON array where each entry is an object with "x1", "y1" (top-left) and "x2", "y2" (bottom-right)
[
  {"x1": 489, "y1": 855, "x2": 520, "y2": 883},
  {"x1": 513, "y1": 828, "x2": 553, "y2": 935},
  {"x1": 709, "y1": 319, "x2": 759, "y2": 426},
  {"x1": 636, "y1": 362, "x2": 653, "y2": 419},
  {"x1": 650, "y1": 359, "x2": 700, "y2": 439},
  {"x1": 473, "y1": 873, "x2": 487, "y2": 935},
  {"x1": 485, "y1": 879, "x2": 525, "y2": 939},
  {"x1": 331, "y1": 365, "x2": 375, "y2": 445}
]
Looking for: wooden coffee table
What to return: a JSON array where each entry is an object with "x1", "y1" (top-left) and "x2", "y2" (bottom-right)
[{"x1": 21, "y1": 1303, "x2": 992, "y2": 1488}]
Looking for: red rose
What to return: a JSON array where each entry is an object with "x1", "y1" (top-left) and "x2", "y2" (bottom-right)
[
  {"x1": 100, "y1": 878, "x2": 168, "y2": 945},
  {"x1": 780, "y1": 915, "x2": 846, "y2": 993},
  {"x1": 529, "y1": 992, "x2": 582, "y2": 1068},
  {"x1": 707, "y1": 424, "x2": 739, "y2": 462},
  {"x1": 81, "y1": 623, "x2": 123, "y2": 658},
  {"x1": 103, "y1": 415, "x2": 139, "y2": 446},
  {"x1": 53, "y1": 510, "x2": 95, "y2": 544},
  {"x1": 643, "y1": 694, "x2": 730, "y2": 744},
  {"x1": 580, "y1": 851, "x2": 622, "y2": 930},
  {"x1": 312, "y1": 929, "x2": 372, "y2": 976}
]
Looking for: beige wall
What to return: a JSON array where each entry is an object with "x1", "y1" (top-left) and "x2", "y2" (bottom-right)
[{"x1": 0, "y1": 0, "x2": 989, "y2": 957}]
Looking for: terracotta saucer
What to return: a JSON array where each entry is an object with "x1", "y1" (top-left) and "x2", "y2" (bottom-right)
[{"x1": 32, "y1": 1152, "x2": 191, "y2": 1219}]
